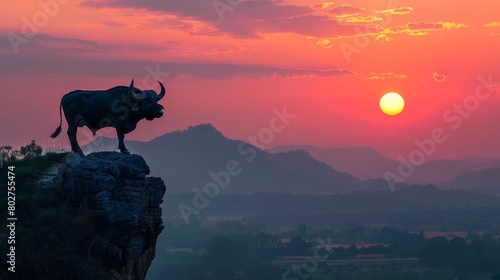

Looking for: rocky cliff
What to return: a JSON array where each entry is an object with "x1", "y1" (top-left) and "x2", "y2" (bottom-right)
[{"x1": 56, "y1": 152, "x2": 166, "y2": 280}]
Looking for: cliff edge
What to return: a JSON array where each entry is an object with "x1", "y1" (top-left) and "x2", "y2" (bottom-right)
[{"x1": 57, "y1": 152, "x2": 166, "y2": 280}]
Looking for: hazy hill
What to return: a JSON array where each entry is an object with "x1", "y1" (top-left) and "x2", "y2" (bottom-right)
[
  {"x1": 272, "y1": 145, "x2": 500, "y2": 184},
  {"x1": 409, "y1": 159, "x2": 500, "y2": 184},
  {"x1": 83, "y1": 125, "x2": 415, "y2": 194},
  {"x1": 108, "y1": 124, "x2": 367, "y2": 194},
  {"x1": 439, "y1": 168, "x2": 500, "y2": 194},
  {"x1": 271, "y1": 145, "x2": 396, "y2": 180},
  {"x1": 464, "y1": 156, "x2": 500, "y2": 163}
]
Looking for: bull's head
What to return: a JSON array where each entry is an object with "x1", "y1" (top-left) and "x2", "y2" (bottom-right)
[{"x1": 129, "y1": 79, "x2": 166, "y2": 120}]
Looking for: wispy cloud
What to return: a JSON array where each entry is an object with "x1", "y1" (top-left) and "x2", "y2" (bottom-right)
[
  {"x1": 339, "y1": 15, "x2": 383, "y2": 23},
  {"x1": 375, "y1": 33, "x2": 392, "y2": 42},
  {"x1": 483, "y1": 22, "x2": 500, "y2": 28},
  {"x1": 368, "y1": 72, "x2": 407, "y2": 80},
  {"x1": 376, "y1": 7, "x2": 414, "y2": 16},
  {"x1": 0, "y1": 33, "x2": 356, "y2": 79},
  {"x1": 406, "y1": 21, "x2": 466, "y2": 36},
  {"x1": 432, "y1": 72, "x2": 447, "y2": 82},
  {"x1": 81, "y1": 0, "x2": 373, "y2": 39},
  {"x1": 315, "y1": 38, "x2": 332, "y2": 49},
  {"x1": 327, "y1": 4, "x2": 365, "y2": 15},
  {"x1": 80, "y1": 1, "x2": 465, "y2": 45},
  {"x1": 312, "y1": 19, "x2": 466, "y2": 49},
  {"x1": 83, "y1": 0, "x2": 337, "y2": 38},
  {"x1": 483, "y1": 22, "x2": 500, "y2": 36},
  {"x1": 331, "y1": 5, "x2": 412, "y2": 24},
  {"x1": 0, "y1": 33, "x2": 179, "y2": 56},
  {"x1": 378, "y1": 21, "x2": 466, "y2": 39}
]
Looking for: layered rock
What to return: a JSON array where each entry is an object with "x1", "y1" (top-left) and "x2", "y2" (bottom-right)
[{"x1": 57, "y1": 152, "x2": 166, "y2": 280}]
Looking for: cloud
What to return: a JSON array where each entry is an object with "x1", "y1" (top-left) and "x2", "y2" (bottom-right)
[
  {"x1": 407, "y1": 21, "x2": 466, "y2": 33},
  {"x1": 483, "y1": 22, "x2": 500, "y2": 36},
  {"x1": 432, "y1": 72, "x2": 447, "y2": 82},
  {"x1": 31, "y1": 34, "x2": 112, "y2": 53},
  {"x1": 368, "y1": 72, "x2": 407, "y2": 80},
  {"x1": 484, "y1": 22, "x2": 500, "y2": 28},
  {"x1": 330, "y1": 4, "x2": 383, "y2": 24},
  {"x1": 1, "y1": 33, "x2": 176, "y2": 56},
  {"x1": 407, "y1": 22, "x2": 442, "y2": 30},
  {"x1": 251, "y1": 15, "x2": 364, "y2": 37},
  {"x1": 407, "y1": 30, "x2": 428, "y2": 36},
  {"x1": 2, "y1": 33, "x2": 111, "y2": 56},
  {"x1": 340, "y1": 15, "x2": 383, "y2": 23},
  {"x1": 381, "y1": 21, "x2": 467, "y2": 39},
  {"x1": 0, "y1": 33, "x2": 356, "y2": 79},
  {"x1": 329, "y1": 5, "x2": 412, "y2": 25},
  {"x1": 376, "y1": 7, "x2": 414, "y2": 15},
  {"x1": 308, "y1": 1, "x2": 464, "y2": 44},
  {"x1": 327, "y1": 4, "x2": 365, "y2": 15},
  {"x1": 440, "y1": 22, "x2": 467, "y2": 29},
  {"x1": 81, "y1": 1, "x2": 462, "y2": 42},
  {"x1": 82, "y1": 0, "x2": 368, "y2": 39},
  {"x1": 83, "y1": 0, "x2": 230, "y2": 22},
  {"x1": 309, "y1": 18, "x2": 467, "y2": 49},
  {"x1": 315, "y1": 38, "x2": 332, "y2": 49},
  {"x1": 375, "y1": 34, "x2": 391, "y2": 42}
]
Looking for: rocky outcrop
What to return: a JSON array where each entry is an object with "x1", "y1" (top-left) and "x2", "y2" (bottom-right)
[{"x1": 56, "y1": 152, "x2": 166, "y2": 280}]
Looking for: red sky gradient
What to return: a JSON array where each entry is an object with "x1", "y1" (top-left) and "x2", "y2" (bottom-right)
[{"x1": 1, "y1": 0, "x2": 499, "y2": 159}]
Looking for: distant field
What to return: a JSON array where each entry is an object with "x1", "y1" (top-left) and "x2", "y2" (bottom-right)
[{"x1": 270, "y1": 255, "x2": 419, "y2": 268}]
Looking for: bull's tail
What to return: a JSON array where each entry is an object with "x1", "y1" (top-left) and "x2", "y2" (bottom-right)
[{"x1": 50, "y1": 98, "x2": 63, "y2": 138}]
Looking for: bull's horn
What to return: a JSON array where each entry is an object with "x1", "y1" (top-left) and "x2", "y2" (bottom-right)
[
  {"x1": 129, "y1": 79, "x2": 146, "y2": 100},
  {"x1": 157, "y1": 81, "x2": 166, "y2": 100}
]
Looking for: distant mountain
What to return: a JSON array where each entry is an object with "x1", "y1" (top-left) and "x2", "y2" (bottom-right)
[
  {"x1": 439, "y1": 168, "x2": 500, "y2": 194},
  {"x1": 271, "y1": 145, "x2": 396, "y2": 180},
  {"x1": 84, "y1": 125, "x2": 413, "y2": 194},
  {"x1": 87, "y1": 124, "x2": 372, "y2": 194},
  {"x1": 271, "y1": 145, "x2": 500, "y2": 184},
  {"x1": 410, "y1": 160, "x2": 500, "y2": 185},
  {"x1": 463, "y1": 156, "x2": 500, "y2": 163},
  {"x1": 85, "y1": 124, "x2": 500, "y2": 195}
]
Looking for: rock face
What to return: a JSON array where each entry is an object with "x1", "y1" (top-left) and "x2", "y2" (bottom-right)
[{"x1": 57, "y1": 152, "x2": 166, "y2": 280}]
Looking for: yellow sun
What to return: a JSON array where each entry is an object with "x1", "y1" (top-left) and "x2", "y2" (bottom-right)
[{"x1": 380, "y1": 92, "x2": 405, "y2": 116}]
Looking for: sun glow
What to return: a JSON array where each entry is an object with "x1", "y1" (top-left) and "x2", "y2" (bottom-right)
[{"x1": 380, "y1": 92, "x2": 405, "y2": 116}]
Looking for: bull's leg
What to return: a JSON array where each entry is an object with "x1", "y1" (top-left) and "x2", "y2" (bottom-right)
[
  {"x1": 117, "y1": 131, "x2": 130, "y2": 154},
  {"x1": 67, "y1": 125, "x2": 84, "y2": 155}
]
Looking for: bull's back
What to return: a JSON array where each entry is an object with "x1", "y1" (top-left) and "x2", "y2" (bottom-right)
[{"x1": 61, "y1": 87, "x2": 129, "y2": 128}]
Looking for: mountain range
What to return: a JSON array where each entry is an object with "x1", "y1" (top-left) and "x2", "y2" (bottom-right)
[
  {"x1": 271, "y1": 145, "x2": 500, "y2": 185},
  {"x1": 83, "y1": 124, "x2": 499, "y2": 195},
  {"x1": 439, "y1": 168, "x2": 500, "y2": 194}
]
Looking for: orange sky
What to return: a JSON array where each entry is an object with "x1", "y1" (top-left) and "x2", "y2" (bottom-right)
[{"x1": 1, "y1": 0, "x2": 499, "y2": 159}]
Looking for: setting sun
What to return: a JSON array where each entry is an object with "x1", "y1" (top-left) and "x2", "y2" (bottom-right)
[{"x1": 380, "y1": 92, "x2": 405, "y2": 116}]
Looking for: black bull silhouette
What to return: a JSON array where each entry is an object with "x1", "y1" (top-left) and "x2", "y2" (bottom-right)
[{"x1": 50, "y1": 79, "x2": 166, "y2": 155}]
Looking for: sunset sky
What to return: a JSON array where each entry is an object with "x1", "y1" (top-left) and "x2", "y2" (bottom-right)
[{"x1": 1, "y1": 0, "x2": 499, "y2": 159}]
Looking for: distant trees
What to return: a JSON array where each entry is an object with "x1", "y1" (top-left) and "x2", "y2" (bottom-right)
[
  {"x1": 298, "y1": 223, "x2": 307, "y2": 237},
  {"x1": 151, "y1": 221, "x2": 500, "y2": 280},
  {"x1": 0, "y1": 140, "x2": 43, "y2": 168},
  {"x1": 0, "y1": 145, "x2": 18, "y2": 168},
  {"x1": 205, "y1": 236, "x2": 249, "y2": 279},
  {"x1": 285, "y1": 236, "x2": 312, "y2": 256},
  {"x1": 20, "y1": 139, "x2": 43, "y2": 159},
  {"x1": 421, "y1": 236, "x2": 500, "y2": 272}
]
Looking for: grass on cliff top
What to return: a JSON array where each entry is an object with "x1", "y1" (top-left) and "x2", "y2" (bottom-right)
[{"x1": 1, "y1": 153, "x2": 109, "y2": 280}]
